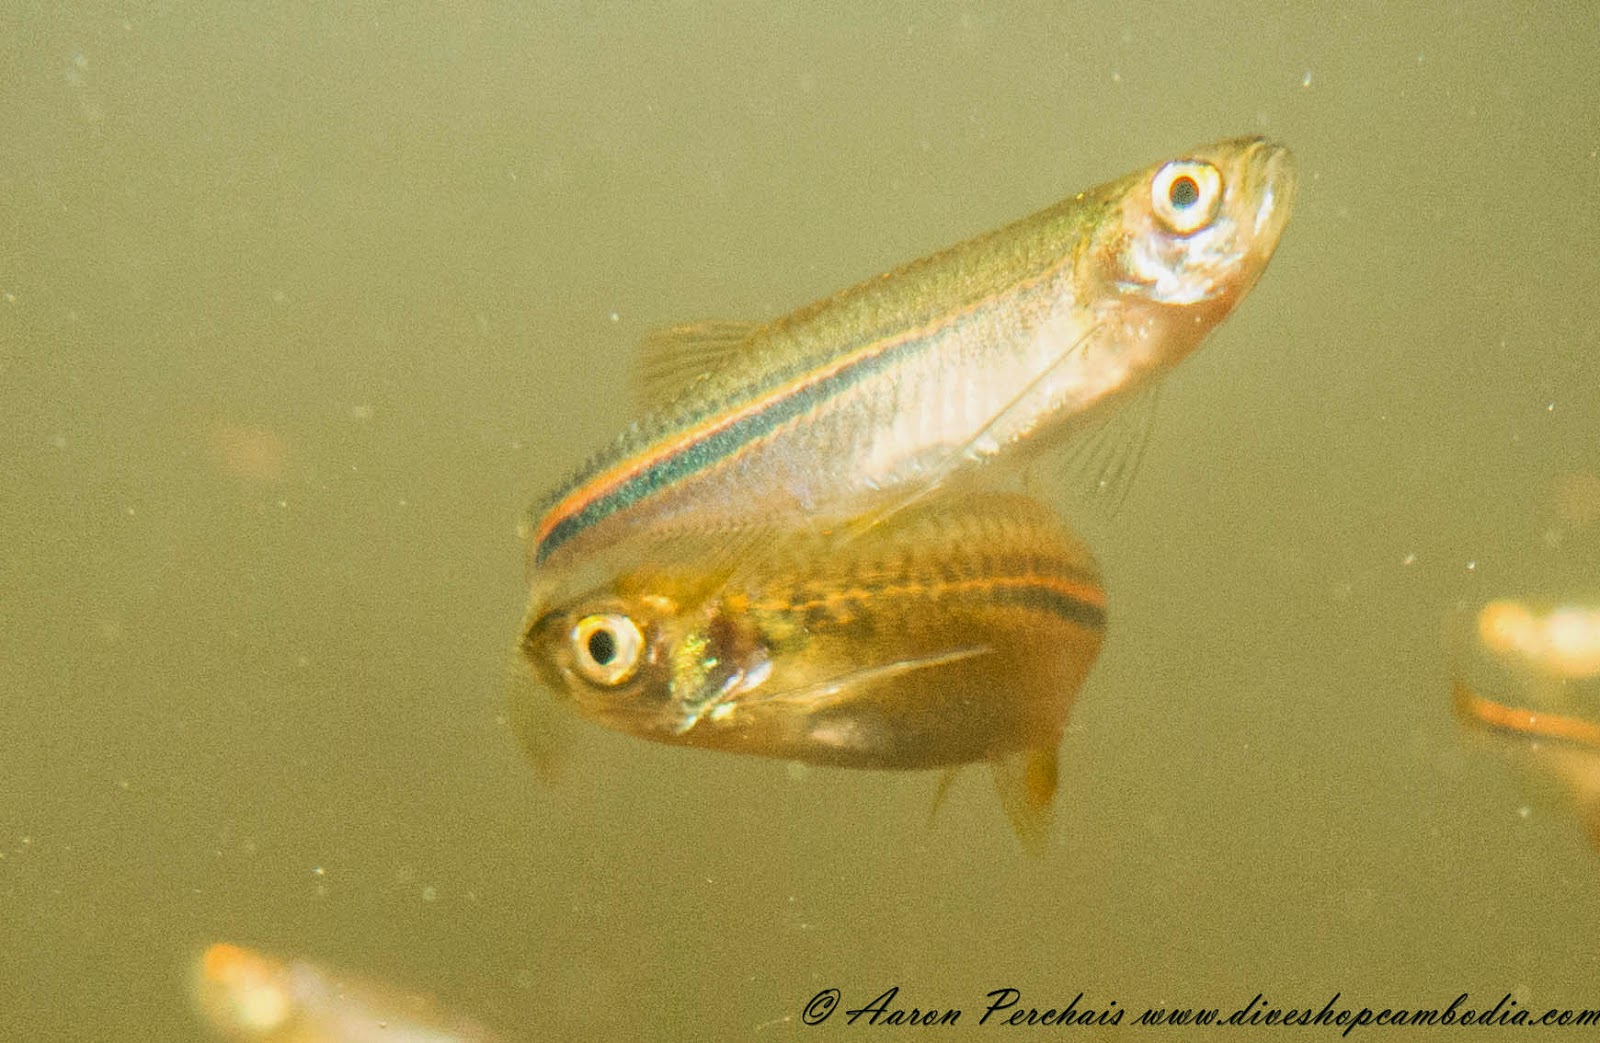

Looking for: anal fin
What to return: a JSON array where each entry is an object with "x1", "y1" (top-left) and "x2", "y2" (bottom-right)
[{"x1": 991, "y1": 744, "x2": 1060, "y2": 856}]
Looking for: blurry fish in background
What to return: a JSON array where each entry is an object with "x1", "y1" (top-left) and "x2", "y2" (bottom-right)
[
  {"x1": 192, "y1": 942, "x2": 510, "y2": 1043},
  {"x1": 1451, "y1": 598, "x2": 1600, "y2": 847},
  {"x1": 523, "y1": 137, "x2": 1295, "y2": 592},
  {"x1": 515, "y1": 491, "x2": 1106, "y2": 851},
  {"x1": 1472, "y1": 600, "x2": 1600, "y2": 685}
]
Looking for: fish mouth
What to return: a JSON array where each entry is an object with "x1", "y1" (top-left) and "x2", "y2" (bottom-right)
[{"x1": 1243, "y1": 139, "x2": 1296, "y2": 247}]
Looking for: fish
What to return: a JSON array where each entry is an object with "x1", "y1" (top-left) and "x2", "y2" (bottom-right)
[
  {"x1": 191, "y1": 942, "x2": 509, "y2": 1043},
  {"x1": 1471, "y1": 599, "x2": 1600, "y2": 684},
  {"x1": 1451, "y1": 598, "x2": 1600, "y2": 847},
  {"x1": 524, "y1": 136, "x2": 1295, "y2": 587},
  {"x1": 515, "y1": 490, "x2": 1107, "y2": 850}
]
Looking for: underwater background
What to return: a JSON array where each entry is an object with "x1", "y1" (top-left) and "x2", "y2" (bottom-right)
[{"x1": 3, "y1": 2, "x2": 1598, "y2": 1039}]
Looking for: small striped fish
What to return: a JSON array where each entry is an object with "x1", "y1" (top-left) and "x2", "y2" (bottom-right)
[
  {"x1": 1453, "y1": 598, "x2": 1600, "y2": 847},
  {"x1": 1454, "y1": 598, "x2": 1600, "y2": 745},
  {"x1": 517, "y1": 490, "x2": 1106, "y2": 849},
  {"x1": 525, "y1": 137, "x2": 1294, "y2": 585}
]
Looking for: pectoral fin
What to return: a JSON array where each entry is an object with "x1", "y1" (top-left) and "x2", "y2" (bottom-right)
[
  {"x1": 733, "y1": 645, "x2": 993, "y2": 715},
  {"x1": 991, "y1": 744, "x2": 1061, "y2": 856},
  {"x1": 1049, "y1": 378, "x2": 1161, "y2": 515},
  {"x1": 506, "y1": 658, "x2": 570, "y2": 786},
  {"x1": 832, "y1": 322, "x2": 1103, "y2": 547}
]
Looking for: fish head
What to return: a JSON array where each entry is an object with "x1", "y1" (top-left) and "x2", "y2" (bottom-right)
[
  {"x1": 1085, "y1": 136, "x2": 1295, "y2": 355},
  {"x1": 1475, "y1": 599, "x2": 1600, "y2": 684},
  {"x1": 519, "y1": 567, "x2": 773, "y2": 744}
]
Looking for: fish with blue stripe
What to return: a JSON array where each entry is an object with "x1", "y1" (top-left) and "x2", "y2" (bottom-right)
[{"x1": 523, "y1": 136, "x2": 1295, "y2": 586}]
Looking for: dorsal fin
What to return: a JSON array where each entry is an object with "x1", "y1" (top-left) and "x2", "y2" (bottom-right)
[{"x1": 633, "y1": 320, "x2": 760, "y2": 413}]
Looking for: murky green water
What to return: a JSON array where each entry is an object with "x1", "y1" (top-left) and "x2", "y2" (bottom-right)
[{"x1": 4, "y1": 4, "x2": 1598, "y2": 1040}]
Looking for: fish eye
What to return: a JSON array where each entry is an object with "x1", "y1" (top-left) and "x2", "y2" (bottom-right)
[
  {"x1": 570, "y1": 613, "x2": 644, "y2": 687},
  {"x1": 1151, "y1": 160, "x2": 1223, "y2": 235}
]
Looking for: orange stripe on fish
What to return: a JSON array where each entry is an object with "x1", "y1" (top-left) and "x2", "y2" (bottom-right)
[
  {"x1": 1452, "y1": 677, "x2": 1600, "y2": 750},
  {"x1": 752, "y1": 571, "x2": 1106, "y2": 630},
  {"x1": 527, "y1": 138, "x2": 1295, "y2": 568},
  {"x1": 531, "y1": 255, "x2": 1075, "y2": 565}
]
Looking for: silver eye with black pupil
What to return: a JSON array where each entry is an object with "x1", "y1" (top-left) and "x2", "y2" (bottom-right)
[
  {"x1": 571, "y1": 613, "x2": 644, "y2": 687},
  {"x1": 1151, "y1": 159, "x2": 1223, "y2": 235}
]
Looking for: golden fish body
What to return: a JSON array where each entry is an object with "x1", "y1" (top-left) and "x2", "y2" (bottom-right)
[
  {"x1": 526, "y1": 138, "x2": 1295, "y2": 581},
  {"x1": 517, "y1": 491, "x2": 1105, "y2": 844}
]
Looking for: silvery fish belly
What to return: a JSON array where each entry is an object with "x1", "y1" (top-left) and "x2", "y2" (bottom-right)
[
  {"x1": 516, "y1": 490, "x2": 1106, "y2": 847},
  {"x1": 1451, "y1": 598, "x2": 1600, "y2": 847},
  {"x1": 525, "y1": 137, "x2": 1296, "y2": 582}
]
